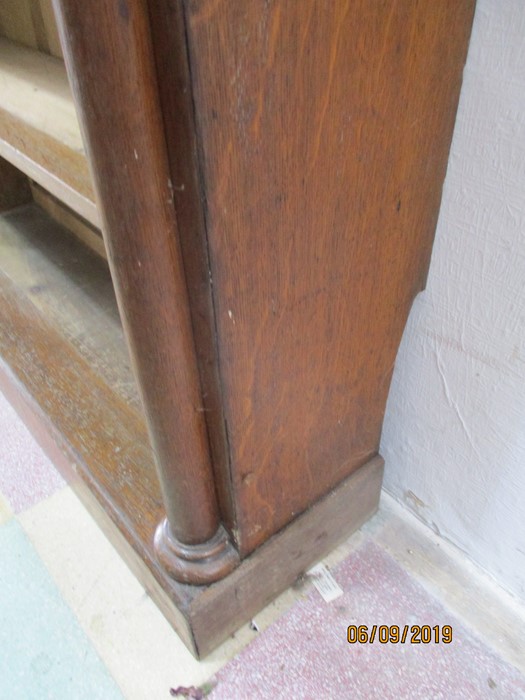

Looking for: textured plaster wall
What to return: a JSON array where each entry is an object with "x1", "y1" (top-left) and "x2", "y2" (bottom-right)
[{"x1": 381, "y1": 0, "x2": 525, "y2": 601}]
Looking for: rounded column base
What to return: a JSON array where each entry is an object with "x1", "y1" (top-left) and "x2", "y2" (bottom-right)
[{"x1": 154, "y1": 518, "x2": 240, "y2": 585}]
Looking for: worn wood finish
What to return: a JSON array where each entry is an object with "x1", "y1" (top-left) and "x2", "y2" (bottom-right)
[
  {"x1": 52, "y1": 0, "x2": 239, "y2": 581},
  {"x1": 0, "y1": 156, "x2": 31, "y2": 211},
  {"x1": 183, "y1": 0, "x2": 475, "y2": 555},
  {"x1": 0, "y1": 38, "x2": 98, "y2": 225},
  {"x1": 0, "y1": 203, "x2": 382, "y2": 657}
]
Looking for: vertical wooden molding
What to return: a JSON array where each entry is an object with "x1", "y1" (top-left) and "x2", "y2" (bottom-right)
[
  {"x1": 145, "y1": 0, "x2": 237, "y2": 536},
  {"x1": 51, "y1": 0, "x2": 239, "y2": 584}
]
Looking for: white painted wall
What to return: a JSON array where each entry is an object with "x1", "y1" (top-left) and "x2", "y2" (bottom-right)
[{"x1": 381, "y1": 0, "x2": 525, "y2": 601}]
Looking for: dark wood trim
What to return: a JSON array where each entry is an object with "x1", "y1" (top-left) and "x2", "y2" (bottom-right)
[
  {"x1": 146, "y1": 0, "x2": 236, "y2": 536},
  {"x1": 51, "y1": 0, "x2": 239, "y2": 581}
]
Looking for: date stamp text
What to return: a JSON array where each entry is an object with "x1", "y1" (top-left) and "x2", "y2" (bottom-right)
[{"x1": 347, "y1": 625, "x2": 453, "y2": 644}]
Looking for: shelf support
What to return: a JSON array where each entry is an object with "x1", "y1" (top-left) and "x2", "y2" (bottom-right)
[{"x1": 51, "y1": 0, "x2": 239, "y2": 584}]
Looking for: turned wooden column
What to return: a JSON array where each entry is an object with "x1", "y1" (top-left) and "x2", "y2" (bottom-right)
[{"x1": 52, "y1": 0, "x2": 239, "y2": 584}]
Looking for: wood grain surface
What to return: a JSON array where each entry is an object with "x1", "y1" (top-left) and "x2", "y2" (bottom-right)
[{"x1": 182, "y1": 0, "x2": 475, "y2": 555}]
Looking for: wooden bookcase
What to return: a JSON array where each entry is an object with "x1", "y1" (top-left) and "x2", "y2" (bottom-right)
[{"x1": 0, "y1": 0, "x2": 475, "y2": 657}]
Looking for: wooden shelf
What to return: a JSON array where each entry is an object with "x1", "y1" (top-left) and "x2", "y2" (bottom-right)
[
  {"x1": 0, "y1": 203, "x2": 156, "y2": 536},
  {"x1": 0, "y1": 38, "x2": 99, "y2": 226},
  {"x1": 0, "y1": 201, "x2": 185, "y2": 639}
]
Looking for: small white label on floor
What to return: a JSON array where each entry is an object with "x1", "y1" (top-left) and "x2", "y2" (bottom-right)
[{"x1": 307, "y1": 563, "x2": 343, "y2": 602}]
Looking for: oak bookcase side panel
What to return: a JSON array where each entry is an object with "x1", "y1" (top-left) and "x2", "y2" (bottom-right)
[{"x1": 184, "y1": 0, "x2": 476, "y2": 555}]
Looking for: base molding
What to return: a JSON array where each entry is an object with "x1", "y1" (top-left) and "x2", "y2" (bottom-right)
[
  {"x1": 154, "y1": 519, "x2": 240, "y2": 585},
  {"x1": 187, "y1": 455, "x2": 384, "y2": 657}
]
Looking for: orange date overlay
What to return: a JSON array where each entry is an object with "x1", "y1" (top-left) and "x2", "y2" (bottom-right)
[{"x1": 347, "y1": 625, "x2": 453, "y2": 644}]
